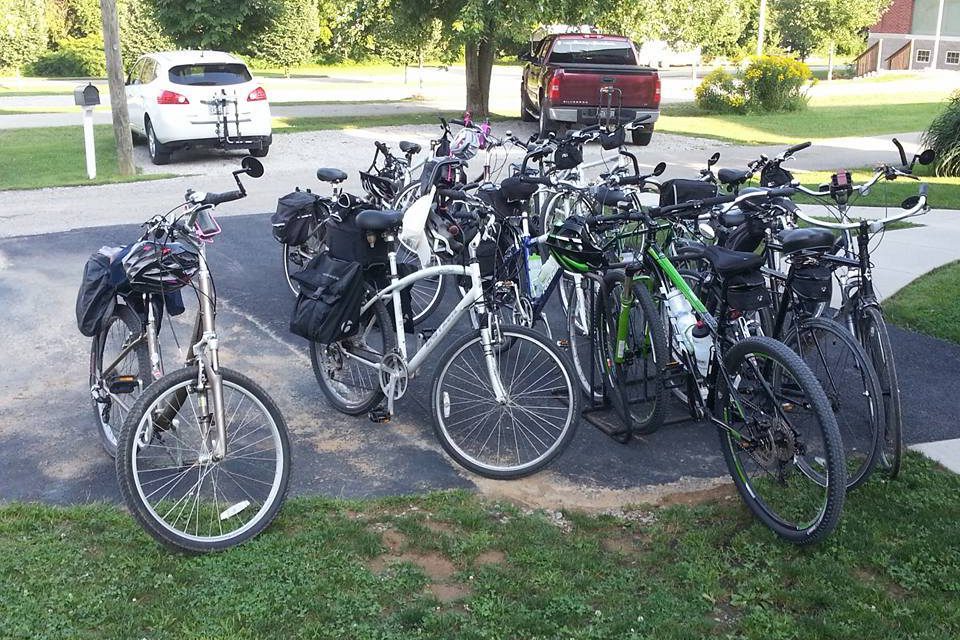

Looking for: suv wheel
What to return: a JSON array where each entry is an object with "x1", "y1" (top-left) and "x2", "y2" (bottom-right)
[
  {"x1": 248, "y1": 145, "x2": 269, "y2": 158},
  {"x1": 146, "y1": 119, "x2": 171, "y2": 165}
]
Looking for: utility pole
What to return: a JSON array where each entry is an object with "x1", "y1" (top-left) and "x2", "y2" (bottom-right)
[
  {"x1": 99, "y1": 0, "x2": 135, "y2": 176},
  {"x1": 756, "y1": 0, "x2": 767, "y2": 57}
]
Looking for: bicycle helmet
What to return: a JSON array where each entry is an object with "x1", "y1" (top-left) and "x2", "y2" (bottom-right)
[
  {"x1": 122, "y1": 240, "x2": 200, "y2": 293},
  {"x1": 544, "y1": 216, "x2": 606, "y2": 273},
  {"x1": 450, "y1": 127, "x2": 480, "y2": 161}
]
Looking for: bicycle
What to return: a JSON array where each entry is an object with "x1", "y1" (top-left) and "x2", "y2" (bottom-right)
[
  {"x1": 553, "y1": 188, "x2": 848, "y2": 544},
  {"x1": 309, "y1": 190, "x2": 581, "y2": 479},
  {"x1": 115, "y1": 157, "x2": 292, "y2": 553}
]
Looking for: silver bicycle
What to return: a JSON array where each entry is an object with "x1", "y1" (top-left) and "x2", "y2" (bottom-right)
[
  {"x1": 115, "y1": 158, "x2": 291, "y2": 553},
  {"x1": 310, "y1": 190, "x2": 581, "y2": 479}
]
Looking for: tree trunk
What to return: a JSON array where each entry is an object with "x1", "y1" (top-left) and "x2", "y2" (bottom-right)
[
  {"x1": 100, "y1": 0, "x2": 136, "y2": 176},
  {"x1": 464, "y1": 33, "x2": 495, "y2": 117},
  {"x1": 827, "y1": 42, "x2": 835, "y2": 81}
]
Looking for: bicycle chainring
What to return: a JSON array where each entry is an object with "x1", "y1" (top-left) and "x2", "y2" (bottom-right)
[{"x1": 378, "y1": 352, "x2": 409, "y2": 400}]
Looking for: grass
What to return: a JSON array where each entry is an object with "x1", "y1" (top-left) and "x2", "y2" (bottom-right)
[
  {"x1": 0, "y1": 126, "x2": 173, "y2": 190},
  {"x1": 0, "y1": 106, "x2": 109, "y2": 115},
  {"x1": 2, "y1": 453, "x2": 959, "y2": 639},
  {"x1": 272, "y1": 111, "x2": 513, "y2": 134},
  {"x1": 272, "y1": 97, "x2": 422, "y2": 107},
  {"x1": 885, "y1": 260, "x2": 960, "y2": 344},
  {"x1": 659, "y1": 91, "x2": 950, "y2": 145},
  {"x1": 791, "y1": 165, "x2": 960, "y2": 210}
]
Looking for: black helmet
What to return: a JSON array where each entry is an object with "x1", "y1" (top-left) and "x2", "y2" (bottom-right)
[
  {"x1": 544, "y1": 216, "x2": 606, "y2": 273},
  {"x1": 122, "y1": 240, "x2": 200, "y2": 293}
]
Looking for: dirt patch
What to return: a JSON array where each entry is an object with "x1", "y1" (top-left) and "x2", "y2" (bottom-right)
[
  {"x1": 601, "y1": 537, "x2": 635, "y2": 554},
  {"x1": 428, "y1": 581, "x2": 471, "y2": 603},
  {"x1": 369, "y1": 551, "x2": 457, "y2": 581},
  {"x1": 382, "y1": 529, "x2": 406, "y2": 553},
  {"x1": 854, "y1": 566, "x2": 908, "y2": 600},
  {"x1": 474, "y1": 550, "x2": 505, "y2": 566},
  {"x1": 424, "y1": 519, "x2": 458, "y2": 536},
  {"x1": 471, "y1": 472, "x2": 736, "y2": 513}
]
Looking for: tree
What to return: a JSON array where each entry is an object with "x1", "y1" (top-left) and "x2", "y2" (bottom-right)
[
  {"x1": 772, "y1": 0, "x2": 891, "y2": 59},
  {"x1": 248, "y1": 0, "x2": 321, "y2": 75},
  {"x1": 0, "y1": 0, "x2": 47, "y2": 73},
  {"x1": 658, "y1": 0, "x2": 746, "y2": 58},
  {"x1": 152, "y1": 0, "x2": 261, "y2": 51}
]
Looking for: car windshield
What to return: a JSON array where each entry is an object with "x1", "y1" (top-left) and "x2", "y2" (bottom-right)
[
  {"x1": 168, "y1": 63, "x2": 252, "y2": 86},
  {"x1": 548, "y1": 39, "x2": 636, "y2": 65}
]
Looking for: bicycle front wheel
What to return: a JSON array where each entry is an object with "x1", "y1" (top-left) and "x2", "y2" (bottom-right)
[
  {"x1": 116, "y1": 367, "x2": 291, "y2": 553},
  {"x1": 858, "y1": 306, "x2": 903, "y2": 478},
  {"x1": 431, "y1": 325, "x2": 581, "y2": 479},
  {"x1": 782, "y1": 317, "x2": 884, "y2": 490},
  {"x1": 717, "y1": 336, "x2": 846, "y2": 545}
]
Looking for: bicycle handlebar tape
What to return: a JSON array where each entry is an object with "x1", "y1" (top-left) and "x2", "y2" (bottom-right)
[
  {"x1": 203, "y1": 190, "x2": 244, "y2": 206},
  {"x1": 786, "y1": 141, "x2": 812, "y2": 155}
]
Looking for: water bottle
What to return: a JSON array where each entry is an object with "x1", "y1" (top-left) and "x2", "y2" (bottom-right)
[
  {"x1": 664, "y1": 288, "x2": 696, "y2": 353},
  {"x1": 528, "y1": 252, "x2": 543, "y2": 298},
  {"x1": 532, "y1": 255, "x2": 559, "y2": 299},
  {"x1": 691, "y1": 321, "x2": 713, "y2": 376}
]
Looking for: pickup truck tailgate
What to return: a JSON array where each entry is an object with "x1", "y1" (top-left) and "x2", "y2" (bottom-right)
[{"x1": 555, "y1": 64, "x2": 659, "y2": 108}]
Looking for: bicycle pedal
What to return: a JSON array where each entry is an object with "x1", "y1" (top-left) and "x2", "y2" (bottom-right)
[
  {"x1": 107, "y1": 375, "x2": 139, "y2": 394},
  {"x1": 555, "y1": 339, "x2": 570, "y2": 349},
  {"x1": 368, "y1": 408, "x2": 392, "y2": 424}
]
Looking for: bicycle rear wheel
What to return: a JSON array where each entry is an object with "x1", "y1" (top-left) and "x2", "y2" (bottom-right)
[
  {"x1": 90, "y1": 304, "x2": 151, "y2": 457},
  {"x1": 116, "y1": 367, "x2": 291, "y2": 553},
  {"x1": 431, "y1": 325, "x2": 580, "y2": 479},
  {"x1": 858, "y1": 306, "x2": 903, "y2": 478},
  {"x1": 717, "y1": 336, "x2": 846, "y2": 545},
  {"x1": 782, "y1": 317, "x2": 883, "y2": 490}
]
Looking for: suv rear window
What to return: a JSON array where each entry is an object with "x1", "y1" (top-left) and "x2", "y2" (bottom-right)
[
  {"x1": 168, "y1": 63, "x2": 252, "y2": 86},
  {"x1": 548, "y1": 38, "x2": 637, "y2": 65}
]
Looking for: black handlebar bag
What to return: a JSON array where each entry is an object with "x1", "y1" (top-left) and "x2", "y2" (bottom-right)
[
  {"x1": 289, "y1": 254, "x2": 365, "y2": 344},
  {"x1": 659, "y1": 179, "x2": 719, "y2": 207}
]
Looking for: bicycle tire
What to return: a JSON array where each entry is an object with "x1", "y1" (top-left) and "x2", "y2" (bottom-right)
[
  {"x1": 858, "y1": 305, "x2": 903, "y2": 478},
  {"x1": 116, "y1": 366, "x2": 291, "y2": 553},
  {"x1": 90, "y1": 304, "x2": 151, "y2": 457},
  {"x1": 311, "y1": 295, "x2": 396, "y2": 415},
  {"x1": 717, "y1": 336, "x2": 846, "y2": 545},
  {"x1": 781, "y1": 316, "x2": 884, "y2": 490},
  {"x1": 431, "y1": 324, "x2": 581, "y2": 479}
]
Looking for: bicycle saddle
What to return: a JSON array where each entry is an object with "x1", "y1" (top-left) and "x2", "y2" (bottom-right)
[
  {"x1": 676, "y1": 243, "x2": 765, "y2": 276},
  {"x1": 399, "y1": 141, "x2": 421, "y2": 155},
  {"x1": 591, "y1": 185, "x2": 629, "y2": 207},
  {"x1": 776, "y1": 227, "x2": 835, "y2": 254},
  {"x1": 316, "y1": 168, "x2": 348, "y2": 183},
  {"x1": 718, "y1": 209, "x2": 746, "y2": 227},
  {"x1": 717, "y1": 168, "x2": 751, "y2": 186},
  {"x1": 356, "y1": 209, "x2": 403, "y2": 231}
]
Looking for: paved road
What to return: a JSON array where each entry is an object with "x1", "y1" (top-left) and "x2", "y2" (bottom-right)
[{"x1": 1, "y1": 214, "x2": 959, "y2": 508}]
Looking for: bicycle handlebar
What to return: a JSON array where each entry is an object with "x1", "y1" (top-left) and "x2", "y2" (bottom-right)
[
  {"x1": 201, "y1": 190, "x2": 245, "y2": 206},
  {"x1": 793, "y1": 184, "x2": 929, "y2": 232},
  {"x1": 784, "y1": 141, "x2": 812, "y2": 156}
]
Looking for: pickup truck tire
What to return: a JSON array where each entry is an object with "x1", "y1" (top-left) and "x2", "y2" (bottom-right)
[
  {"x1": 520, "y1": 89, "x2": 536, "y2": 122},
  {"x1": 632, "y1": 128, "x2": 653, "y2": 146},
  {"x1": 538, "y1": 102, "x2": 560, "y2": 138}
]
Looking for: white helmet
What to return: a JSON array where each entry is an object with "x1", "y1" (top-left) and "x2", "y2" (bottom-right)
[{"x1": 450, "y1": 127, "x2": 480, "y2": 160}]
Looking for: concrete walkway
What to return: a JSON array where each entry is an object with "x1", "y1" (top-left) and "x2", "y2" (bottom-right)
[{"x1": 911, "y1": 440, "x2": 960, "y2": 474}]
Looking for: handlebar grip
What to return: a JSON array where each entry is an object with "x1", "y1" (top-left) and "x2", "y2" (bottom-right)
[
  {"x1": 375, "y1": 141, "x2": 389, "y2": 153},
  {"x1": 785, "y1": 141, "x2": 811, "y2": 155},
  {"x1": 438, "y1": 188, "x2": 469, "y2": 201},
  {"x1": 450, "y1": 119, "x2": 466, "y2": 127},
  {"x1": 451, "y1": 210, "x2": 479, "y2": 222},
  {"x1": 613, "y1": 175, "x2": 642, "y2": 187},
  {"x1": 766, "y1": 186, "x2": 797, "y2": 199},
  {"x1": 519, "y1": 175, "x2": 552, "y2": 186},
  {"x1": 919, "y1": 183, "x2": 928, "y2": 197},
  {"x1": 202, "y1": 190, "x2": 244, "y2": 206}
]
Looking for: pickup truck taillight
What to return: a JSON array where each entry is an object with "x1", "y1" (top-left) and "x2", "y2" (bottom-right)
[
  {"x1": 653, "y1": 76, "x2": 661, "y2": 107},
  {"x1": 548, "y1": 70, "x2": 564, "y2": 103},
  {"x1": 247, "y1": 86, "x2": 267, "y2": 102},
  {"x1": 157, "y1": 90, "x2": 189, "y2": 105}
]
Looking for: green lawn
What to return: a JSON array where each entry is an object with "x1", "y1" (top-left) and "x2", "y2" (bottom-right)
[
  {"x1": 885, "y1": 260, "x2": 960, "y2": 344},
  {"x1": 272, "y1": 111, "x2": 513, "y2": 134},
  {"x1": 792, "y1": 165, "x2": 960, "y2": 210},
  {"x1": 659, "y1": 91, "x2": 950, "y2": 145},
  {"x1": 0, "y1": 126, "x2": 173, "y2": 190},
  {"x1": 2, "y1": 454, "x2": 959, "y2": 639}
]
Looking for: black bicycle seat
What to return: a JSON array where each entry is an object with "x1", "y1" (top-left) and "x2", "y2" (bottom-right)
[
  {"x1": 356, "y1": 209, "x2": 403, "y2": 231},
  {"x1": 718, "y1": 168, "x2": 751, "y2": 186},
  {"x1": 399, "y1": 141, "x2": 422, "y2": 155},
  {"x1": 777, "y1": 227, "x2": 835, "y2": 254},
  {"x1": 677, "y1": 243, "x2": 765, "y2": 276},
  {"x1": 316, "y1": 168, "x2": 348, "y2": 183}
]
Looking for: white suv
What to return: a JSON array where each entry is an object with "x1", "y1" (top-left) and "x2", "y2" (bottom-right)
[{"x1": 126, "y1": 51, "x2": 272, "y2": 165}]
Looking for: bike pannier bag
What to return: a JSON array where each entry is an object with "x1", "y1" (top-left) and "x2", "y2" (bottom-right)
[
  {"x1": 658, "y1": 179, "x2": 719, "y2": 207},
  {"x1": 553, "y1": 140, "x2": 583, "y2": 170},
  {"x1": 76, "y1": 247, "x2": 120, "y2": 337},
  {"x1": 272, "y1": 191, "x2": 320, "y2": 245},
  {"x1": 724, "y1": 270, "x2": 770, "y2": 311},
  {"x1": 792, "y1": 264, "x2": 833, "y2": 302},
  {"x1": 325, "y1": 203, "x2": 389, "y2": 269},
  {"x1": 289, "y1": 254, "x2": 365, "y2": 343}
]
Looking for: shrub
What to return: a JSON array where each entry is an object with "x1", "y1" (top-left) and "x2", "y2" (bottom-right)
[
  {"x1": 694, "y1": 68, "x2": 746, "y2": 113},
  {"x1": 923, "y1": 91, "x2": 960, "y2": 177},
  {"x1": 29, "y1": 35, "x2": 106, "y2": 77},
  {"x1": 0, "y1": 0, "x2": 47, "y2": 72},
  {"x1": 742, "y1": 55, "x2": 812, "y2": 112},
  {"x1": 246, "y1": 0, "x2": 321, "y2": 75}
]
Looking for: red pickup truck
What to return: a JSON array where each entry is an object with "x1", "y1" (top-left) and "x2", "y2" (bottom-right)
[{"x1": 520, "y1": 33, "x2": 661, "y2": 145}]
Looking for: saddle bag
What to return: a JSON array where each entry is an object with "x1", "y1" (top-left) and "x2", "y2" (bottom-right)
[
  {"x1": 792, "y1": 264, "x2": 833, "y2": 302},
  {"x1": 272, "y1": 191, "x2": 321, "y2": 246},
  {"x1": 659, "y1": 179, "x2": 718, "y2": 207},
  {"x1": 76, "y1": 247, "x2": 120, "y2": 337},
  {"x1": 289, "y1": 254, "x2": 366, "y2": 344},
  {"x1": 724, "y1": 270, "x2": 770, "y2": 311},
  {"x1": 325, "y1": 200, "x2": 389, "y2": 269}
]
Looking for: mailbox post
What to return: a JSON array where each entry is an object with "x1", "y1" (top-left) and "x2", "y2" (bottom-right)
[{"x1": 74, "y1": 83, "x2": 100, "y2": 179}]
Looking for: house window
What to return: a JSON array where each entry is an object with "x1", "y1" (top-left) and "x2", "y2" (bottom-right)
[
  {"x1": 916, "y1": 49, "x2": 932, "y2": 63},
  {"x1": 947, "y1": 51, "x2": 960, "y2": 65}
]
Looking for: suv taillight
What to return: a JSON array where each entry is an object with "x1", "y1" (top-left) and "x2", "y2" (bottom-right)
[
  {"x1": 157, "y1": 90, "x2": 189, "y2": 105},
  {"x1": 247, "y1": 86, "x2": 267, "y2": 102},
  {"x1": 548, "y1": 71, "x2": 563, "y2": 103},
  {"x1": 653, "y1": 76, "x2": 661, "y2": 107}
]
